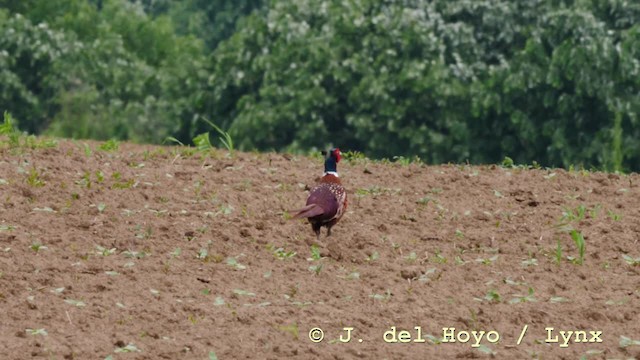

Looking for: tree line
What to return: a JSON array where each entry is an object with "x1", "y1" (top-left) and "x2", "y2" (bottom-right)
[{"x1": 1, "y1": 0, "x2": 638, "y2": 171}]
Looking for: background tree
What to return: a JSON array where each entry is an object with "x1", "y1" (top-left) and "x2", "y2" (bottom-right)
[{"x1": 1, "y1": 0, "x2": 638, "y2": 171}]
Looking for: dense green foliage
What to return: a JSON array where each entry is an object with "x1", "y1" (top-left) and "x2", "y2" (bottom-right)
[{"x1": 1, "y1": 0, "x2": 638, "y2": 170}]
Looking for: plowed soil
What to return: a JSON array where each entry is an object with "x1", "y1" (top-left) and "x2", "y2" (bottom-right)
[{"x1": 1, "y1": 140, "x2": 639, "y2": 360}]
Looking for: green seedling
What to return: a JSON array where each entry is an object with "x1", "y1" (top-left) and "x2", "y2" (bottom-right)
[
  {"x1": 272, "y1": 247, "x2": 296, "y2": 260},
  {"x1": 555, "y1": 239, "x2": 563, "y2": 264},
  {"x1": 308, "y1": 264, "x2": 323, "y2": 275},
  {"x1": 622, "y1": 254, "x2": 640, "y2": 266},
  {"x1": 369, "y1": 289, "x2": 392, "y2": 302},
  {"x1": 366, "y1": 251, "x2": 380, "y2": 262},
  {"x1": 482, "y1": 290, "x2": 502, "y2": 303},
  {"x1": 0, "y1": 111, "x2": 20, "y2": 147},
  {"x1": 96, "y1": 246, "x2": 116, "y2": 256},
  {"x1": 342, "y1": 150, "x2": 366, "y2": 163},
  {"x1": 308, "y1": 245, "x2": 322, "y2": 261},
  {"x1": 25, "y1": 328, "x2": 48, "y2": 336},
  {"x1": 393, "y1": 156, "x2": 411, "y2": 166},
  {"x1": 114, "y1": 343, "x2": 140, "y2": 353},
  {"x1": 201, "y1": 117, "x2": 234, "y2": 154},
  {"x1": 82, "y1": 143, "x2": 92, "y2": 157},
  {"x1": 405, "y1": 251, "x2": 417, "y2": 263},
  {"x1": 226, "y1": 257, "x2": 246, "y2": 270},
  {"x1": 501, "y1": 156, "x2": 514, "y2": 167},
  {"x1": 64, "y1": 299, "x2": 86, "y2": 307},
  {"x1": 27, "y1": 167, "x2": 45, "y2": 187},
  {"x1": 170, "y1": 248, "x2": 182, "y2": 257},
  {"x1": 233, "y1": 289, "x2": 255, "y2": 297},
  {"x1": 620, "y1": 336, "x2": 640, "y2": 348},
  {"x1": 509, "y1": 287, "x2": 537, "y2": 304},
  {"x1": 416, "y1": 196, "x2": 433, "y2": 205},
  {"x1": 97, "y1": 203, "x2": 106, "y2": 213},
  {"x1": 607, "y1": 210, "x2": 621, "y2": 221},
  {"x1": 521, "y1": 257, "x2": 538, "y2": 267},
  {"x1": 164, "y1": 136, "x2": 185, "y2": 146},
  {"x1": 217, "y1": 204, "x2": 234, "y2": 216},
  {"x1": 197, "y1": 248, "x2": 209, "y2": 261},
  {"x1": 433, "y1": 251, "x2": 447, "y2": 264},
  {"x1": 569, "y1": 229, "x2": 585, "y2": 265},
  {"x1": 112, "y1": 179, "x2": 135, "y2": 189},
  {"x1": 192, "y1": 132, "x2": 213, "y2": 152},
  {"x1": 122, "y1": 250, "x2": 147, "y2": 259},
  {"x1": 99, "y1": 139, "x2": 119, "y2": 152},
  {"x1": 355, "y1": 186, "x2": 400, "y2": 197},
  {"x1": 476, "y1": 255, "x2": 498, "y2": 265},
  {"x1": 30, "y1": 242, "x2": 47, "y2": 253},
  {"x1": 134, "y1": 225, "x2": 152, "y2": 239},
  {"x1": 418, "y1": 268, "x2": 438, "y2": 282}
]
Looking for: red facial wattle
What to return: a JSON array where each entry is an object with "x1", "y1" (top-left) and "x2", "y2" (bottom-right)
[{"x1": 333, "y1": 148, "x2": 341, "y2": 163}]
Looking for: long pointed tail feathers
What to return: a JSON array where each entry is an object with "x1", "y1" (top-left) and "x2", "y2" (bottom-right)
[{"x1": 290, "y1": 204, "x2": 325, "y2": 219}]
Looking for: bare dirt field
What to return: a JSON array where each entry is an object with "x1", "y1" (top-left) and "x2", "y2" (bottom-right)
[{"x1": 1, "y1": 140, "x2": 639, "y2": 359}]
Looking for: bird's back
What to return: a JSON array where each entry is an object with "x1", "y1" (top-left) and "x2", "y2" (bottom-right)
[{"x1": 307, "y1": 176, "x2": 346, "y2": 223}]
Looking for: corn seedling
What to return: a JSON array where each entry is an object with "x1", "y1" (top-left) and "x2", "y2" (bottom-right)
[
  {"x1": 481, "y1": 290, "x2": 502, "y2": 303},
  {"x1": 365, "y1": 251, "x2": 379, "y2": 262},
  {"x1": 30, "y1": 242, "x2": 47, "y2": 253},
  {"x1": 342, "y1": 150, "x2": 367, "y2": 163},
  {"x1": 226, "y1": 256, "x2": 247, "y2": 270},
  {"x1": 27, "y1": 167, "x2": 45, "y2": 187},
  {"x1": 25, "y1": 328, "x2": 48, "y2": 336},
  {"x1": 418, "y1": 268, "x2": 438, "y2": 282},
  {"x1": 369, "y1": 289, "x2": 392, "y2": 302},
  {"x1": 201, "y1": 117, "x2": 234, "y2": 154},
  {"x1": 122, "y1": 249, "x2": 147, "y2": 259},
  {"x1": 271, "y1": 245, "x2": 296, "y2": 260},
  {"x1": 622, "y1": 254, "x2": 640, "y2": 266},
  {"x1": 521, "y1": 257, "x2": 538, "y2": 267},
  {"x1": 164, "y1": 136, "x2": 185, "y2": 146},
  {"x1": 193, "y1": 132, "x2": 213, "y2": 152},
  {"x1": 308, "y1": 264, "x2": 323, "y2": 275},
  {"x1": 569, "y1": 230, "x2": 585, "y2": 265},
  {"x1": 607, "y1": 210, "x2": 621, "y2": 221},
  {"x1": 509, "y1": 287, "x2": 537, "y2": 304},
  {"x1": 0, "y1": 111, "x2": 20, "y2": 147},
  {"x1": 96, "y1": 245, "x2": 116, "y2": 256},
  {"x1": 97, "y1": 203, "x2": 106, "y2": 213},
  {"x1": 64, "y1": 299, "x2": 86, "y2": 307},
  {"x1": 308, "y1": 245, "x2": 322, "y2": 261},
  {"x1": 0, "y1": 224, "x2": 15, "y2": 231},
  {"x1": 475, "y1": 255, "x2": 498, "y2": 265},
  {"x1": 432, "y1": 251, "x2": 447, "y2": 264},
  {"x1": 620, "y1": 336, "x2": 640, "y2": 348},
  {"x1": 405, "y1": 251, "x2": 417, "y2": 263},
  {"x1": 555, "y1": 239, "x2": 563, "y2": 264},
  {"x1": 114, "y1": 343, "x2": 140, "y2": 353},
  {"x1": 99, "y1": 139, "x2": 119, "y2": 152}
]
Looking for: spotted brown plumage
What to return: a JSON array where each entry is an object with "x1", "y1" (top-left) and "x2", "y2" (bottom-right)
[{"x1": 291, "y1": 148, "x2": 348, "y2": 239}]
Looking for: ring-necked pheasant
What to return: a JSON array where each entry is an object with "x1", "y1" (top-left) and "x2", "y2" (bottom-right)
[{"x1": 291, "y1": 148, "x2": 347, "y2": 239}]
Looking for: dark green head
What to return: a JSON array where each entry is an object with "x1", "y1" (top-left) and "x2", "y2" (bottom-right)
[{"x1": 321, "y1": 148, "x2": 341, "y2": 174}]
